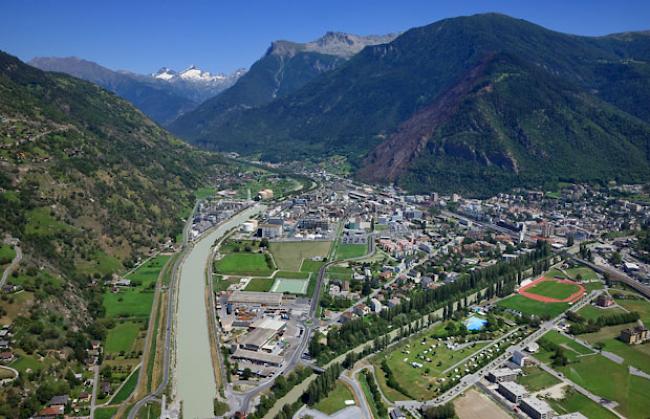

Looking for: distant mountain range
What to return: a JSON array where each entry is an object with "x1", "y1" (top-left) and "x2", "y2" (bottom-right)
[
  {"x1": 169, "y1": 31, "x2": 397, "y2": 138},
  {"x1": 170, "y1": 14, "x2": 650, "y2": 196},
  {"x1": 29, "y1": 56, "x2": 245, "y2": 125}
]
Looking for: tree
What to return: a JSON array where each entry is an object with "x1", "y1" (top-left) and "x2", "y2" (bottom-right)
[
  {"x1": 242, "y1": 368, "x2": 252, "y2": 380},
  {"x1": 423, "y1": 403, "x2": 455, "y2": 419}
]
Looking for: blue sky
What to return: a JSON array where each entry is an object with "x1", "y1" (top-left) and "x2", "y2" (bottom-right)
[{"x1": 2, "y1": 0, "x2": 649, "y2": 74}]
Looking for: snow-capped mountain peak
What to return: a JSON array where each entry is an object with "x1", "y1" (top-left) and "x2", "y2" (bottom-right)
[
  {"x1": 153, "y1": 67, "x2": 177, "y2": 80},
  {"x1": 179, "y1": 65, "x2": 221, "y2": 82}
]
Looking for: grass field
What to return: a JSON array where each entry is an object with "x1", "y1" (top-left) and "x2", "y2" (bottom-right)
[
  {"x1": 547, "y1": 388, "x2": 617, "y2": 419},
  {"x1": 615, "y1": 296, "x2": 650, "y2": 325},
  {"x1": 0, "y1": 244, "x2": 15, "y2": 264},
  {"x1": 517, "y1": 366, "x2": 560, "y2": 392},
  {"x1": 526, "y1": 280, "x2": 581, "y2": 300},
  {"x1": 110, "y1": 366, "x2": 139, "y2": 404},
  {"x1": 103, "y1": 291, "x2": 155, "y2": 318},
  {"x1": 94, "y1": 406, "x2": 118, "y2": 419},
  {"x1": 576, "y1": 304, "x2": 625, "y2": 321},
  {"x1": 274, "y1": 270, "x2": 310, "y2": 279},
  {"x1": 581, "y1": 323, "x2": 650, "y2": 375},
  {"x1": 535, "y1": 331, "x2": 594, "y2": 363},
  {"x1": 300, "y1": 260, "x2": 325, "y2": 273},
  {"x1": 334, "y1": 243, "x2": 367, "y2": 260},
  {"x1": 553, "y1": 354, "x2": 650, "y2": 417},
  {"x1": 103, "y1": 255, "x2": 170, "y2": 319},
  {"x1": 314, "y1": 379, "x2": 355, "y2": 414},
  {"x1": 244, "y1": 278, "x2": 274, "y2": 292},
  {"x1": 269, "y1": 241, "x2": 331, "y2": 271},
  {"x1": 126, "y1": 256, "x2": 170, "y2": 286},
  {"x1": 498, "y1": 294, "x2": 569, "y2": 317},
  {"x1": 215, "y1": 253, "x2": 274, "y2": 276},
  {"x1": 565, "y1": 267, "x2": 599, "y2": 281},
  {"x1": 214, "y1": 275, "x2": 239, "y2": 292},
  {"x1": 105, "y1": 321, "x2": 141, "y2": 354}
]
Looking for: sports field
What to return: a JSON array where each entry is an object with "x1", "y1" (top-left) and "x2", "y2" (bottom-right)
[
  {"x1": 271, "y1": 278, "x2": 309, "y2": 294},
  {"x1": 215, "y1": 253, "x2": 274, "y2": 276},
  {"x1": 520, "y1": 277, "x2": 584, "y2": 302},
  {"x1": 268, "y1": 241, "x2": 331, "y2": 271}
]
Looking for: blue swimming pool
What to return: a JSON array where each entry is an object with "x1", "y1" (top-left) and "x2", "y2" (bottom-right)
[{"x1": 465, "y1": 316, "x2": 487, "y2": 331}]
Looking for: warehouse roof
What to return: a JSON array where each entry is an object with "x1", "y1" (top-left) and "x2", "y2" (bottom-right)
[
  {"x1": 232, "y1": 348, "x2": 283, "y2": 366},
  {"x1": 228, "y1": 291, "x2": 283, "y2": 305}
]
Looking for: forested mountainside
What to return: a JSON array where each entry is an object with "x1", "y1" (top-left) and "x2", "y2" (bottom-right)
[
  {"x1": 172, "y1": 14, "x2": 650, "y2": 196},
  {"x1": 0, "y1": 51, "x2": 225, "y2": 416}
]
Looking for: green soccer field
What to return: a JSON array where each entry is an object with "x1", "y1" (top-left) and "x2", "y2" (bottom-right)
[
  {"x1": 525, "y1": 279, "x2": 580, "y2": 300},
  {"x1": 215, "y1": 252, "x2": 274, "y2": 276}
]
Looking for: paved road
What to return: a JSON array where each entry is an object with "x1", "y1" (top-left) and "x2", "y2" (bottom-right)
[
  {"x1": 90, "y1": 365, "x2": 99, "y2": 419},
  {"x1": 340, "y1": 374, "x2": 372, "y2": 419},
  {"x1": 0, "y1": 243, "x2": 22, "y2": 288}
]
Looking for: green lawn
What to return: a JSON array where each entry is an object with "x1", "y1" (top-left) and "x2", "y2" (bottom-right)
[
  {"x1": 126, "y1": 255, "x2": 170, "y2": 287},
  {"x1": 581, "y1": 323, "x2": 650, "y2": 375},
  {"x1": 94, "y1": 406, "x2": 118, "y2": 419},
  {"x1": 110, "y1": 367, "x2": 139, "y2": 404},
  {"x1": 215, "y1": 253, "x2": 274, "y2": 276},
  {"x1": 576, "y1": 304, "x2": 625, "y2": 321},
  {"x1": 103, "y1": 291, "x2": 155, "y2": 318},
  {"x1": 300, "y1": 259, "x2": 325, "y2": 273},
  {"x1": 327, "y1": 266, "x2": 354, "y2": 280},
  {"x1": 536, "y1": 331, "x2": 593, "y2": 363},
  {"x1": 269, "y1": 241, "x2": 331, "y2": 271},
  {"x1": 314, "y1": 379, "x2": 355, "y2": 414},
  {"x1": 565, "y1": 267, "x2": 599, "y2": 281},
  {"x1": 547, "y1": 388, "x2": 617, "y2": 419},
  {"x1": 615, "y1": 297, "x2": 650, "y2": 325},
  {"x1": 334, "y1": 243, "x2": 367, "y2": 260},
  {"x1": 584, "y1": 281, "x2": 605, "y2": 292},
  {"x1": 498, "y1": 294, "x2": 569, "y2": 317},
  {"x1": 517, "y1": 366, "x2": 560, "y2": 392},
  {"x1": 105, "y1": 321, "x2": 141, "y2": 354},
  {"x1": 10, "y1": 354, "x2": 52, "y2": 374},
  {"x1": 526, "y1": 280, "x2": 580, "y2": 300},
  {"x1": 553, "y1": 354, "x2": 650, "y2": 418},
  {"x1": 0, "y1": 244, "x2": 16, "y2": 264},
  {"x1": 244, "y1": 278, "x2": 274, "y2": 292}
]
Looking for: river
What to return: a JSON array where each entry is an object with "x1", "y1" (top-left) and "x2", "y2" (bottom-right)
[{"x1": 176, "y1": 205, "x2": 264, "y2": 418}]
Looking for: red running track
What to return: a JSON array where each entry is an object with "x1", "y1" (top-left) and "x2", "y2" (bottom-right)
[{"x1": 518, "y1": 276, "x2": 585, "y2": 303}]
